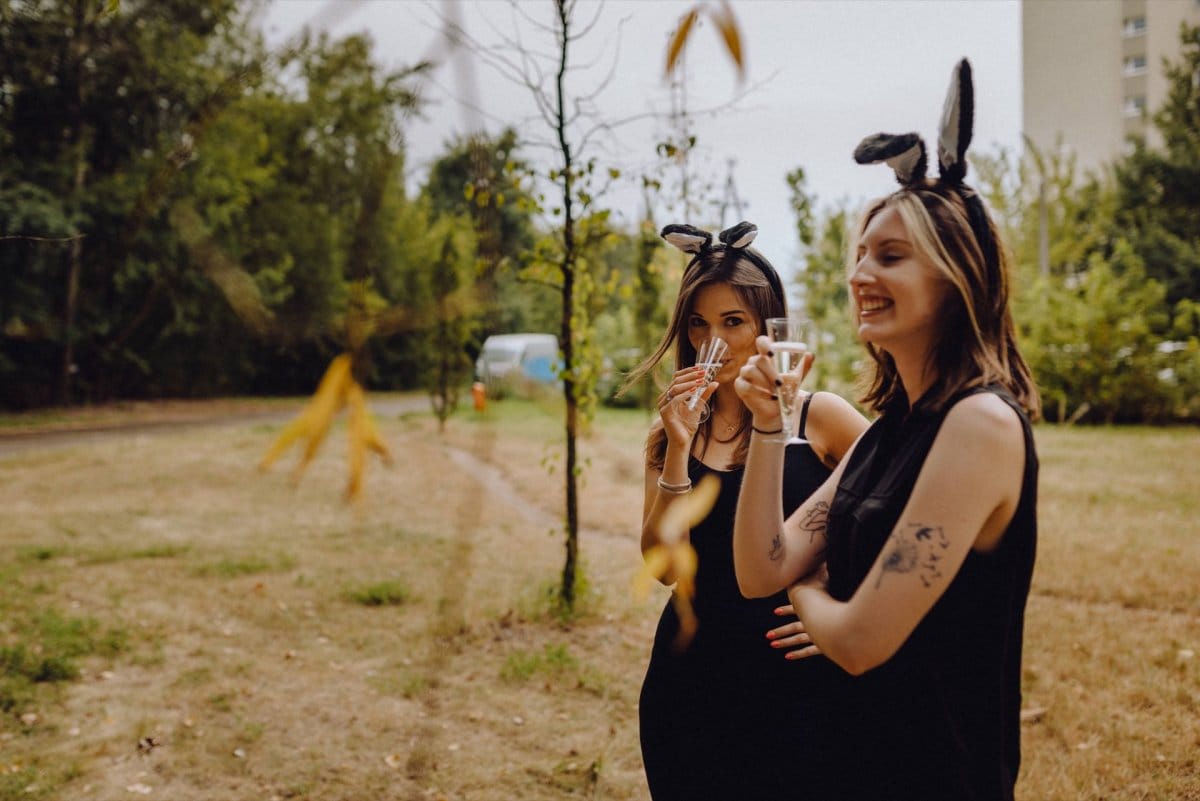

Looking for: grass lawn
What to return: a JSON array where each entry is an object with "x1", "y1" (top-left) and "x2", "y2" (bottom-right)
[{"x1": 0, "y1": 396, "x2": 1197, "y2": 800}]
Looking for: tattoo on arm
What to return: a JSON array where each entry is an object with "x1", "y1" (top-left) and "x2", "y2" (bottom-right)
[
  {"x1": 767, "y1": 533, "x2": 784, "y2": 562},
  {"x1": 874, "y1": 523, "x2": 951, "y2": 589},
  {"x1": 799, "y1": 501, "x2": 830, "y2": 546}
]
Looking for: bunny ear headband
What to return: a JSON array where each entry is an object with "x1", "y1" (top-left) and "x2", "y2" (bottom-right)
[
  {"x1": 659, "y1": 220, "x2": 785, "y2": 304},
  {"x1": 853, "y1": 59, "x2": 999, "y2": 278}
]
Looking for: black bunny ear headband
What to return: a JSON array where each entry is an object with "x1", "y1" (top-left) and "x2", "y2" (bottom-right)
[
  {"x1": 659, "y1": 220, "x2": 785, "y2": 304},
  {"x1": 853, "y1": 59, "x2": 998, "y2": 273}
]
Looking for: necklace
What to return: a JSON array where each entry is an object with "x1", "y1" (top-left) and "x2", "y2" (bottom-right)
[
  {"x1": 714, "y1": 408, "x2": 739, "y2": 433},
  {"x1": 712, "y1": 408, "x2": 745, "y2": 443}
]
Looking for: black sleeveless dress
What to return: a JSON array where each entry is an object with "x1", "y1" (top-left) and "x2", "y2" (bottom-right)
[
  {"x1": 639, "y1": 399, "x2": 846, "y2": 800},
  {"x1": 824, "y1": 387, "x2": 1038, "y2": 801}
]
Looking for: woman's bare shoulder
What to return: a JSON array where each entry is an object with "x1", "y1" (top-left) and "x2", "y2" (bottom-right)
[{"x1": 808, "y1": 391, "x2": 870, "y2": 465}]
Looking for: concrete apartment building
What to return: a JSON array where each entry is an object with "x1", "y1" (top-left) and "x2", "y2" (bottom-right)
[{"x1": 1022, "y1": 0, "x2": 1200, "y2": 176}]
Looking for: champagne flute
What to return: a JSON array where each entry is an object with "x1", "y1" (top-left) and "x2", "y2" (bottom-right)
[
  {"x1": 686, "y1": 336, "x2": 729, "y2": 421},
  {"x1": 765, "y1": 317, "x2": 811, "y2": 445}
]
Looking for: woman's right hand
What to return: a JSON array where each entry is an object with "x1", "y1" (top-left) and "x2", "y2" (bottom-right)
[
  {"x1": 735, "y1": 335, "x2": 788, "y2": 427},
  {"x1": 656, "y1": 365, "x2": 714, "y2": 444}
]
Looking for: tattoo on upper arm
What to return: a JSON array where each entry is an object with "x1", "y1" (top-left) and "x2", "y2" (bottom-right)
[
  {"x1": 874, "y1": 523, "x2": 951, "y2": 589},
  {"x1": 799, "y1": 501, "x2": 830, "y2": 546},
  {"x1": 768, "y1": 533, "x2": 784, "y2": 562}
]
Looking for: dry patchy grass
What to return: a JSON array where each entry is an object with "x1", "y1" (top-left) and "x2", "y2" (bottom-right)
[{"x1": 0, "y1": 399, "x2": 1197, "y2": 800}]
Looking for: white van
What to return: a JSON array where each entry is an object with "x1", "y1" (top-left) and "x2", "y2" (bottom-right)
[{"x1": 475, "y1": 333, "x2": 560, "y2": 397}]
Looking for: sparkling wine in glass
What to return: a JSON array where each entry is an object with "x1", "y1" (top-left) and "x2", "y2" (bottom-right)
[
  {"x1": 765, "y1": 317, "x2": 811, "y2": 444},
  {"x1": 686, "y1": 336, "x2": 729, "y2": 418}
]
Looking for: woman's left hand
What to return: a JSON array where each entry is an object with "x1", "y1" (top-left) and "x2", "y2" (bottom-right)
[{"x1": 766, "y1": 603, "x2": 821, "y2": 660}]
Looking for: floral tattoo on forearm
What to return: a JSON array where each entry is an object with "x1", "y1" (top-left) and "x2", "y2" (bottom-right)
[
  {"x1": 875, "y1": 523, "x2": 950, "y2": 589},
  {"x1": 770, "y1": 501, "x2": 830, "y2": 562},
  {"x1": 799, "y1": 501, "x2": 830, "y2": 545}
]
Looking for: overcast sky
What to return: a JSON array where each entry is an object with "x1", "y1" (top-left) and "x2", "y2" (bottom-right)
[{"x1": 261, "y1": 0, "x2": 1023, "y2": 272}]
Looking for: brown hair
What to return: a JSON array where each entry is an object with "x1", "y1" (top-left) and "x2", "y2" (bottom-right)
[
  {"x1": 851, "y1": 182, "x2": 1040, "y2": 419},
  {"x1": 621, "y1": 245, "x2": 787, "y2": 469}
]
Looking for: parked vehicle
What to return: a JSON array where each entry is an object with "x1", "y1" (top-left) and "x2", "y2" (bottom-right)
[{"x1": 474, "y1": 333, "x2": 561, "y2": 398}]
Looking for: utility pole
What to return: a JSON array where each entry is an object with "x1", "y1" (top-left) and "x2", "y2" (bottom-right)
[{"x1": 717, "y1": 158, "x2": 744, "y2": 228}]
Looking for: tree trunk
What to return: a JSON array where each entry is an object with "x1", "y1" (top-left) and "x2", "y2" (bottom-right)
[
  {"x1": 555, "y1": 0, "x2": 579, "y2": 611},
  {"x1": 59, "y1": 0, "x2": 90, "y2": 405}
]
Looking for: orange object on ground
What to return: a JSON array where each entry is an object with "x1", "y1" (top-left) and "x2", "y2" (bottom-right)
[{"x1": 471, "y1": 381, "x2": 487, "y2": 411}]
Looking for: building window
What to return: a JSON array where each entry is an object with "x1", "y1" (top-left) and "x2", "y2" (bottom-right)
[
  {"x1": 1122, "y1": 16, "x2": 1147, "y2": 37},
  {"x1": 1123, "y1": 55, "x2": 1147, "y2": 76},
  {"x1": 1122, "y1": 95, "x2": 1147, "y2": 117}
]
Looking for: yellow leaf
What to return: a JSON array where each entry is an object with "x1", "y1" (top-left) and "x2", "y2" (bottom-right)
[
  {"x1": 658, "y1": 473, "x2": 720, "y2": 544},
  {"x1": 709, "y1": 1, "x2": 745, "y2": 79},
  {"x1": 345, "y1": 381, "x2": 369, "y2": 502},
  {"x1": 258, "y1": 354, "x2": 353, "y2": 479},
  {"x1": 664, "y1": 8, "x2": 699, "y2": 78},
  {"x1": 631, "y1": 474, "x2": 720, "y2": 651},
  {"x1": 633, "y1": 546, "x2": 673, "y2": 601}
]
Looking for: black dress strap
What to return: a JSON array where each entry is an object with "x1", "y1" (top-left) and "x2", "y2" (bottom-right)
[{"x1": 797, "y1": 392, "x2": 815, "y2": 439}]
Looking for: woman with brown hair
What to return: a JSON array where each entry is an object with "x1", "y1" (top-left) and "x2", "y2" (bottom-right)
[
  {"x1": 625, "y1": 221, "x2": 866, "y2": 800},
  {"x1": 732, "y1": 60, "x2": 1041, "y2": 800}
]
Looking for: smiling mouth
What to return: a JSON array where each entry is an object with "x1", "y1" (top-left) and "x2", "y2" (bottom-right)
[{"x1": 859, "y1": 298, "x2": 892, "y2": 313}]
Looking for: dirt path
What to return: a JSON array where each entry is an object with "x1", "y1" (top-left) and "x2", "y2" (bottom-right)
[{"x1": 0, "y1": 394, "x2": 430, "y2": 456}]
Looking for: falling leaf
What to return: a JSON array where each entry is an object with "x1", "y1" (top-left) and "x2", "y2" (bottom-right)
[
  {"x1": 665, "y1": 3, "x2": 745, "y2": 81},
  {"x1": 345, "y1": 380, "x2": 393, "y2": 501},
  {"x1": 632, "y1": 475, "x2": 720, "y2": 650},
  {"x1": 259, "y1": 354, "x2": 392, "y2": 502},
  {"x1": 259, "y1": 354, "x2": 353, "y2": 478},
  {"x1": 664, "y1": 9, "x2": 699, "y2": 78},
  {"x1": 708, "y1": 1, "x2": 745, "y2": 79}
]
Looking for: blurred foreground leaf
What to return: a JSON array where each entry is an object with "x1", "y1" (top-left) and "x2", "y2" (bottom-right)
[
  {"x1": 259, "y1": 353, "x2": 393, "y2": 502},
  {"x1": 665, "y1": 1, "x2": 744, "y2": 80},
  {"x1": 633, "y1": 474, "x2": 720, "y2": 651}
]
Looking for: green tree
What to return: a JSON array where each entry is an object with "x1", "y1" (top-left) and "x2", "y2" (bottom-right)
[
  {"x1": 410, "y1": 214, "x2": 478, "y2": 430},
  {"x1": 0, "y1": 0, "x2": 254, "y2": 406},
  {"x1": 785, "y1": 167, "x2": 859, "y2": 400},
  {"x1": 422, "y1": 129, "x2": 541, "y2": 338},
  {"x1": 1110, "y1": 23, "x2": 1200, "y2": 309}
]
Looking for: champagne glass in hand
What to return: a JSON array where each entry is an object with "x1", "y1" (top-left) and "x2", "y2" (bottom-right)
[
  {"x1": 765, "y1": 317, "x2": 811, "y2": 444},
  {"x1": 687, "y1": 336, "x2": 729, "y2": 420}
]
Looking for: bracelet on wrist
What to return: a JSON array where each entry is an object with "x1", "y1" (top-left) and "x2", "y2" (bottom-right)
[
  {"x1": 751, "y1": 424, "x2": 783, "y2": 435},
  {"x1": 656, "y1": 476, "x2": 693, "y2": 494}
]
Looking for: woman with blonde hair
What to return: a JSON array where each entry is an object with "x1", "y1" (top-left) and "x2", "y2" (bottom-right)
[{"x1": 732, "y1": 60, "x2": 1040, "y2": 800}]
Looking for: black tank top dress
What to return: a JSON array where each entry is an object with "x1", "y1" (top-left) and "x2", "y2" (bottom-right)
[
  {"x1": 639, "y1": 397, "x2": 848, "y2": 800},
  {"x1": 823, "y1": 387, "x2": 1038, "y2": 801}
]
